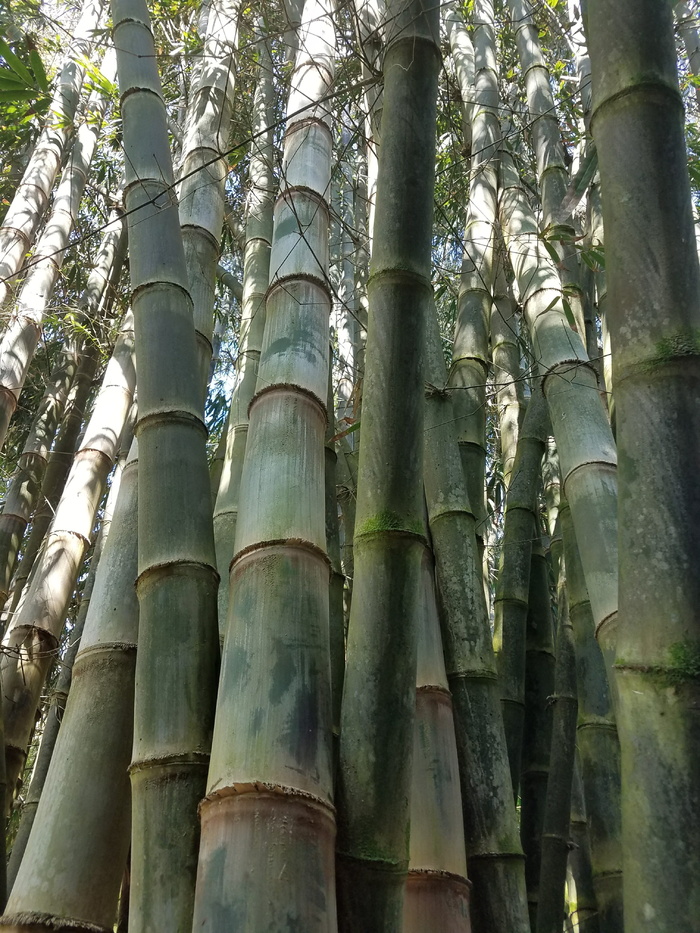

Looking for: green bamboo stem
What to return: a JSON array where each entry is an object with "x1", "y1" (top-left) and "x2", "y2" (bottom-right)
[
  {"x1": 5, "y1": 416, "x2": 132, "y2": 896},
  {"x1": 0, "y1": 54, "x2": 115, "y2": 451},
  {"x1": 448, "y1": 0, "x2": 500, "y2": 550},
  {"x1": 560, "y1": 499, "x2": 622, "y2": 931},
  {"x1": 0, "y1": 209, "x2": 126, "y2": 610},
  {"x1": 588, "y1": 4, "x2": 700, "y2": 927},
  {"x1": 542, "y1": 439, "x2": 563, "y2": 583},
  {"x1": 499, "y1": 148, "x2": 619, "y2": 665},
  {"x1": 191, "y1": 0, "x2": 337, "y2": 926},
  {"x1": 1, "y1": 437, "x2": 138, "y2": 933},
  {"x1": 506, "y1": 0, "x2": 586, "y2": 338},
  {"x1": 325, "y1": 366, "x2": 345, "y2": 744},
  {"x1": 404, "y1": 544, "x2": 471, "y2": 933},
  {"x1": 0, "y1": 309, "x2": 135, "y2": 817},
  {"x1": 536, "y1": 575, "x2": 578, "y2": 933},
  {"x1": 491, "y1": 260, "x2": 525, "y2": 489},
  {"x1": 423, "y1": 302, "x2": 529, "y2": 933},
  {"x1": 213, "y1": 26, "x2": 274, "y2": 631},
  {"x1": 519, "y1": 540, "x2": 555, "y2": 928},
  {"x1": 178, "y1": 0, "x2": 240, "y2": 392},
  {"x1": 4, "y1": 345, "x2": 101, "y2": 624},
  {"x1": 567, "y1": 757, "x2": 601, "y2": 933},
  {"x1": 0, "y1": 0, "x2": 108, "y2": 310},
  {"x1": 336, "y1": 0, "x2": 439, "y2": 926},
  {"x1": 443, "y1": 1, "x2": 474, "y2": 147},
  {"x1": 493, "y1": 386, "x2": 549, "y2": 797},
  {"x1": 112, "y1": 1, "x2": 220, "y2": 928}
]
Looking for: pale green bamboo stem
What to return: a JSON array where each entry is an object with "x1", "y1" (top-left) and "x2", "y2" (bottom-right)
[
  {"x1": 325, "y1": 365, "x2": 345, "y2": 744},
  {"x1": 423, "y1": 302, "x2": 529, "y2": 933},
  {"x1": 336, "y1": 0, "x2": 439, "y2": 927},
  {"x1": 588, "y1": 4, "x2": 700, "y2": 928},
  {"x1": 560, "y1": 499, "x2": 622, "y2": 931},
  {"x1": 0, "y1": 209, "x2": 126, "y2": 610},
  {"x1": 178, "y1": 0, "x2": 240, "y2": 392},
  {"x1": 499, "y1": 149, "x2": 618, "y2": 666},
  {"x1": 2, "y1": 438, "x2": 138, "y2": 933},
  {"x1": 0, "y1": 308, "x2": 135, "y2": 818},
  {"x1": 0, "y1": 0, "x2": 108, "y2": 310},
  {"x1": 491, "y1": 260, "x2": 525, "y2": 488},
  {"x1": 213, "y1": 27, "x2": 274, "y2": 631},
  {"x1": 404, "y1": 544, "x2": 471, "y2": 932},
  {"x1": 112, "y1": 1, "x2": 220, "y2": 928},
  {"x1": 448, "y1": 0, "x2": 500, "y2": 548},
  {"x1": 0, "y1": 55, "x2": 116, "y2": 451},
  {"x1": 5, "y1": 417, "x2": 132, "y2": 898},
  {"x1": 191, "y1": 0, "x2": 337, "y2": 926}
]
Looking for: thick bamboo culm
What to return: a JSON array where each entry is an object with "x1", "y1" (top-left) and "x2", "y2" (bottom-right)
[
  {"x1": 423, "y1": 301, "x2": 529, "y2": 933},
  {"x1": 213, "y1": 26, "x2": 274, "y2": 631},
  {"x1": 191, "y1": 0, "x2": 338, "y2": 926},
  {"x1": 404, "y1": 542, "x2": 471, "y2": 932},
  {"x1": 336, "y1": 0, "x2": 440, "y2": 927},
  {"x1": 588, "y1": 2, "x2": 700, "y2": 928},
  {"x1": 0, "y1": 209, "x2": 126, "y2": 611},
  {"x1": 0, "y1": 0, "x2": 107, "y2": 310},
  {"x1": 3, "y1": 429, "x2": 137, "y2": 933},
  {"x1": 0, "y1": 308, "x2": 135, "y2": 817},
  {"x1": 112, "y1": 0, "x2": 220, "y2": 928}
]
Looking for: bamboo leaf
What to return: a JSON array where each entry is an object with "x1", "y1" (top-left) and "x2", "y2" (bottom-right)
[
  {"x1": 557, "y1": 145, "x2": 599, "y2": 221},
  {"x1": 28, "y1": 49, "x2": 49, "y2": 92},
  {"x1": 0, "y1": 38, "x2": 34, "y2": 85}
]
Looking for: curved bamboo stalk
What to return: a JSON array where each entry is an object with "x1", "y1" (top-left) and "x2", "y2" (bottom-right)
[
  {"x1": 0, "y1": 0, "x2": 108, "y2": 310},
  {"x1": 213, "y1": 26, "x2": 274, "y2": 631},
  {"x1": 0, "y1": 209, "x2": 126, "y2": 610},
  {"x1": 499, "y1": 148, "x2": 619, "y2": 663},
  {"x1": 2, "y1": 438, "x2": 138, "y2": 933},
  {"x1": 423, "y1": 301, "x2": 529, "y2": 933},
  {"x1": 112, "y1": 0, "x2": 220, "y2": 927},
  {"x1": 404, "y1": 543, "x2": 471, "y2": 933},
  {"x1": 560, "y1": 499, "x2": 622, "y2": 931},
  {"x1": 5, "y1": 416, "x2": 132, "y2": 895},
  {"x1": 336, "y1": 0, "x2": 440, "y2": 927},
  {"x1": 493, "y1": 386, "x2": 549, "y2": 796},
  {"x1": 588, "y1": 3, "x2": 700, "y2": 927},
  {"x1": 0, "y1": 308, "x2": 135, "y2": 816},
  {"x1": 191, "y1": 0, "x2": 338, "y2": 926},
  {"x1": 0, "y1": 52, "x2": 116, "y2": 451}
]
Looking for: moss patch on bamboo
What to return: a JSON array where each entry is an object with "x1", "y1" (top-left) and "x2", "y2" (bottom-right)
[
  {"x1": 665, "y1": 641, "x2": 700, "y2": 687},
  {"x1": 654, "y1": 330, "x2": 700, "y2": 362},
  {"x1": 356, "y1": 510, "x2": 424, "y2": 538}
]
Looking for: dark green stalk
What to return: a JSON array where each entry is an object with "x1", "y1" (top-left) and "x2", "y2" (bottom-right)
[
  {"x1": 567, "y1": 757, "x2": 601, "y2": 933},
  {"x1": 519, "y1": 540, "x2": 555, "y2": 928},
  {"x1": 423, "y1": 302, "x2": 529, "y2": 933},
  {"x1": 493, "y1": 387, "x2": 549, "y2": 797},
  {"x1": 537, "y1": 578, "x2": 578, "y2": 933},
  {"x1": 588, "y1": 5, "x2": 700, "y2": 927},
  {"x1": 336, "y1": 0, "x2": 440, "y2": 926},
  {"x1": 560, "y1": 500, "x2": 622, "y2": 931}
]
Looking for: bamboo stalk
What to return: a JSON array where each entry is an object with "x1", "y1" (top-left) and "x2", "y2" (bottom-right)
[
  {"x1": 423, "y1": 302, "x2": 530, "y2": 933},
  {"x1": 588, "y1": 3, "x2": 700, "y2": 927},
  {"x1": 191, "y1": 0, "x2": 338, "y2": 926},
  {"x1": 536, "y1": 575, "x2": 578, "y2": 933},
  {"x1": 0, "y1": 309, "x2": 135, "y2": 816},
  {"x1": 0, "y1": 0, "x2": 108, "y2": 310},
  {"x1": 336, "y1": 0, "x2": 439, "y2": 926},
  {"x1": 112, "y1": 0, "x2": 220, "y2": 927}
]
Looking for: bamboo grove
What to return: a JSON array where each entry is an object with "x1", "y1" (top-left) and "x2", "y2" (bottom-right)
[{"x1": 0, "y1": 0, "x2": 697, "y2": 930}]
